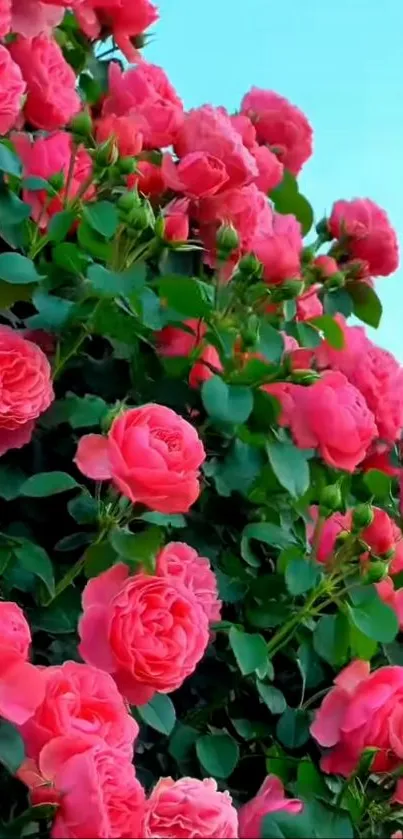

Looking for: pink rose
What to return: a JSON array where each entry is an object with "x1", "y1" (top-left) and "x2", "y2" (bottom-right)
[
  {"x1": 311, "y1": 660, "x2": 403, "y2": 775},
  {"x1": 308, "y1": 505, "x2": 403, "y2": 570},
  {"x1": 314, "y1": 254, "x2": 340, "y2": 278},
  {"x1": 20, "y1": 661, "x2": 138, "y2": 761},
  {"x1": 24, "y1": 735, "x2": 146, "y2": 839},
  {"x1": 144, "y1": 777, "x2": 238, "y2": 839},
  {"x1": 9, "y1": 34, "x2": 80, "y2": 130},
  {"x1": 162, "y1": 151, "x2": 229, "y2": 198},
  {"x1": 156, "y1": 319, "x2": 206, "y2": 358},
  {"x1": 198, "y1": 183, "x2": 273, "y2": 259},
  {"x1": 127, "y1": 159, "x2": 165, "y2": 198},
  {"x1": 189, "y1": 344, "x2": 223, "y2": 390},
  {"x1": 162, "y1": 197, "x2": 189, "y2": 242},
  {"x1": 316, "y1": 319, "x2": 403, "y2": 444},
  {"x1": 276, "y1": 371, "x2": 377, "y2": 471},
  {"x1": 241, "y1": 87, "x2": 313, "y2": 175},
  {"x1": 306, "y1": 506, "x2": 351, "y2": 564},
  {"x1": 75, "y1": 404, "x2": 205, "y2": 514},
  {"x1": 0, "y1": 326, "x2": 54, "y2": 456},
  {"x1": 296, "y1": 285, "x2": 323, "y2": 321},
  {"x1": 156, "y1": 542, "x2": 222, "y2": 624},
  {"x1": 74, "y1": 0, "x2": 158, "y2": 63},
  {"x1": 103, "y1": 61, "x2": 184, "y2": 149},
  {"x1": 362, "y1": 446, "x2": 401, "y2": 478},
  {"x1": 376, "y1": 577, "x2": 403, "y2": 629},
  {"x1": 5, "y1": 0, "x2": 63, "y2": 37},
  {"x1": 78, "y1": 563, "x2": 209, "y2": 705},
  {"x1": 0, "y1": 0, "x2": 10, "y2": 35},
  {"x1": 12, "y1": 131, "x2": 94, "y2": 227},
  {"x1": 239, "y1": 775, "x2": 303, "y2": 839},
  {"x1": 252, "y1": 143, "x2": 284, "y2": 194},
  {"x1": 0, "y1": 602, "x2": 45, "y2": 725},
  {"x1": 329, "y1": 198, "x2": 399, "y2": 277},
  {"x1": 0, "y1": 45, "x2": 25, "y2": 134},
  {"x1": 174, "y1": 105, "x2": 258, "y2": 190},
  {"x1": 252, "y1": 212, "x2": 303, "y2": 284},
  {"x1": 95, "y1": 113, "x2": 143, "y2": 157}
]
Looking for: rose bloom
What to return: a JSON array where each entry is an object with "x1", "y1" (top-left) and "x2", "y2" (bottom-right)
[
  {"x1": 296, "y1": 285, "x2": 323, "y2": 321},
  {"x1": 316, "y1": 319, "x2": 403, "y2": 445},
  {"x1": 20, "y1": 661, "x2": 138, "y2": 761},
  {"x1": 156, "y1": 319, "x2": 206, "y2": 358},
  {"x1": 95, "y1": 113, "x2": 143, "y2": 157},
  {"x1": 162, "y1": 151, "x2": 229, "y2": 199},
  {"x1": 72, "y1": 0, "x2": 158, "y2": 63},
  {"x1": 308, "y1": 505, "x2": 403, "y2": 571},
  {"x1": 144, "y1": 777, "x2": 238, "y2": 839},
  {"x1": 311, "y1": 660, "x2": 403, "y2": 775},
  {"x1": 0, "y1": 45, "x2": 25, "y2": 134},
  {"x1": 314, "y1": 254, "x2": 340, "y2": 278},
  {"x1": 12, "y1": 132, "x2": 94, "y2": 227},
  {"x1": 362, "y1": 445, "x2": 401, "y2": 478},
  {"x1": 252, "y1": 212, "x2": 303, "y2": 285},
  {"x1": 78, "y1": 563, "x2": 209, "y2": 705},
  {"x1": 376, "y1": 577, "x2": 403, "y2": 630},
  {"x1": 241, "y1": 87, "x2": 313, "y2": 175},
  {"x1": 306, "y1": 506, "x2": 351, "y2": 564},
  {"x1": 2, "y1": 0, "x2": 63, "y2": 37},
  {"x1": 75, "y1": 404, "x2": 205, "y2": 514},
  {"x1": 103, "y1": 61, "x2": 184, "y2": 149},
  {"x1": 198, "y1": 183, "x2": 273, "y2": 259},
  {"x1": 9, "y1": 34, "x2": 80, "y2": 130},
  {"x1": 21, "y1": 735, "x2": 146, "y2": 839},
  {"x1": 127, "y1": 159, "x2": 165, "y2": 198},
  {"x1": 252, "y1": 142, "x2": 284, "y2": 194},
  {"x1": 174, "y1": 105, "x2": 258, "y2": 190},
  {"x1": 239, "y1": 775, "x2": 303, "y2": 839},
  {"x1": 162, "y1": 197, "x2": 189, "y2": 242},
  {"x1": 329, "y1": 198, "x2": 399, "y2": 277},
  {"x1": 156, "y1": 542, "x2": 222, "y2": 624},
  {"x1": 0, "y1": 602, "x2": 45, "y2": 725},
  {"x1": 0, "y1": 326, "x2": 54, "y2": 456},
  {"x1": 189, "y1": 344, "x2": 223, "y2": 390}
]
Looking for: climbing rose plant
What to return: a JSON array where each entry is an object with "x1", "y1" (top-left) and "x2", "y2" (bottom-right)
[{"x1": 0, "y1": 3, "x2": 402, "y2": 838}]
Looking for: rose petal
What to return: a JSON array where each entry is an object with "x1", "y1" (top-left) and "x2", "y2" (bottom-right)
[{"x1": 74, "y1": 434, "x2": 112, "y2": 480}]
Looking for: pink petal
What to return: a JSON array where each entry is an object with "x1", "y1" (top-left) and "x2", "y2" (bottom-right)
[
  {"x1": 310, "y1": 687, "x2": 347, "y2": 748},
  {"x1": 78, "y1": 606, "x2": 116, "y2": 673},
  {"x1": 113, "y1": 669, "x2": 155, "y2": 706},
  {"x1": 0, "y1": 421, "x2": 34, "y2": 457},
  {"x1": 0, "y1": 650, "x2": 45, "y2": 725},
  {"x1": 82, "y1": 563, "x2": 129, "y2": 610},
  {"x1": 334, "y1": 659, "x2": 370, "y2": 694},
  {"x1": 74, "y1": 434, "x2": 112, "y2": 480}
]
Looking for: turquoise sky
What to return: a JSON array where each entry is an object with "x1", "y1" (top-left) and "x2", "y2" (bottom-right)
[{"x1": 145, "y1": 0, "x2": 403, "y2": 359}]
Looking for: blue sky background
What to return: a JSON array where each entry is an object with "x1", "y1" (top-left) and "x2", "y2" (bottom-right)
[{"x1": 145, "y1": 0, "x2": 403, "y2": 359}]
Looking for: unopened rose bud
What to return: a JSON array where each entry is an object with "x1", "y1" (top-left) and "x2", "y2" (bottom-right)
[
  {"x1": 316, "y1": 217, "x2": 332, "y2": 240},
  {"x1": 352, "y1": 504, "x2": 374, "y2": 532},
  {"x1": 48, "y1": 171, "x2": 64, "y2": 191},
  {"x1": 70, "y1": 111, "x2": 93, "y2": 137},
  {"x1": 117, "y1": 191, "x2": 141, "y2": 213},
  {"x1": 118, "y1": 156, "x2": 137, "y2": 175},
  {"x1": 335, "y1": 530, "x2": 351, "y2": 547},
  {"x1": 128, "y1": 204, "x2": 152, "y2": 231},
  {"x1": 325, "y1": 272, "x2": 345, "y2": 290},
  {"x1": 319, "y1": 484, "x2": 343, "y2": 513},
  {"x1": 216, "y1": 224, "x2": 239, "y2": 258},
  {"x1": 238, "y1": 252, "x2": 262, "y2": 278},
  {"x1": 362, "y1": 561, "x2": 388, "y2": 584},
  {"x1": 94, "y1": 138, "x2": 119, "y2": 167},
  {"x1": 277, "y1": 280, "x2": 304, "y2": 300},
  {"x1": 290, "y1": 369, "x2": 321, "y2": 385}
]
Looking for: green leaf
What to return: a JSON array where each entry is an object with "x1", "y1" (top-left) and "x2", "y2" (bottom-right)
[
  {"x1": 0, "y1": 187, "x2": 31, "y2": 226},
  {"x1": 276, "y1": 707, "x2": 310, "y2": 749},
  {"x1": 296, "y1": 760, "x2": 328, "y2": 799},
  {"x1": 263, "y1": 801, "x2": 353, "y2": 839},
  {"x1": 77, "y1": 219, "x2": 112, "y2": 262},
  {"x1": 140, "y1": 512, "x2": 186, "y2": 529},
  {"x1": 83, "y1": 200, "x2": 118, "y2": 238},
  {"x1": 323, "y1": 288, "x2": 353, "y2": 318},
  {"x1": 43, "y1": 394, "x2": 108, "y2": 429},
  {"x1": 204, "y1": 440, "x2": 263, "y2": 497},
  {"x1": 349, "y1": 621, "x2": 378, "y2": 660},
  {"x1": 308, "y1": 314, "x2": 345, "y2": 349},
  {"x1": 196, "y1": 733, "x2": 239, "y2": 779},
  {"x1": 241, "y1": 522, "x2": 296, "y2": 566},
  {"x1": 202, "y1": 376, "x2": 253, "y2": 424},
  {"x1": 23, "y1": 176, "x2": 50, "y2": 191},
  {"x1": 48, "y1": 210, "x2": 75, "y2": 242},
  {"x1": 20, "y1": 471, "x2": 79, "y2": 497},
  {"x1": 270, "y1": 171, "x2": 314, "y2": 236},
  {"x1": 258, "y1": 323, "x2": 285, "y2": 364},
  {"x1": 229, "y1": 626, "x2": 268, "y2": 675},
  {"x1": 285, "y1": 558, "x2": 321, "y2": 596},
  {"x1": 109, "y1": 526, "x2": 162, "y2": 573},
  {"x1": 169, "y1": 723, "x2": 198, "y2": 763},
  {"x1": 266, "y1": 439, "x2": 310, "y2": 498},
  {"x1": 348, "y1": 585, "x2": 398, "y2": 643},
  {"x1": 0, "y1": 253, "x2": 40, "y2": 284},
  {"x1": 53, "y1": 242, "x2": 89, "y2": 275},
  {"x1": 313, "y1": 613, "x2": 350, "y2": 666},
  {"x1": 68, "y1": 492, "x2": 98, "y2": 524},
  {"x1": 0, "y1": 721, "x2": 25, "y2": 774},
  {"x1": 137, "y1": 693, "x2": 176, "y2": 735},
  {"x1": 87, "y1": 263, "x2": 146, "y2": 297},
  {"x1": 158, "y1": 275, "x2": 212, "y2": 317},
  {"x1": 30, "y1": 588, "x2": 81, "y2": 634},
  {"x1": 84, "y1": 541, "x2": 117, "y2": 578},
  {"x1": 28, "y1": 289, "x2": 74, "y2": 331},
  {"x1": 349, "y1": 282, "x2": 383, "y2": 328},
  {"x1": 0, "y1": 464, "x2": 26, "y2": 500},
  {"x1": 0, "y1": 142, "x2": 22, "y2": 176},
  {"x1": 363, "y1": 469, "x2": 392, "y2": 500},
  {"x1": 257, "y1": 681, "x2": 286, "y2": 714},
  {"x1": 14, "y1": 541, "x2": 55, "y2": 597}
]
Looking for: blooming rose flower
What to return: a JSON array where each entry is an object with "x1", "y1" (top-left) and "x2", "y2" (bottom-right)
[
  {"x1": 144, "y1": 777, "x2": 238, "y2": 839},
  {"x1": 376, "y1": 577, "x2": 403, "y2": 629},
  {"x1": 0, "y1": 326, "x2": 54, "y2": 456},
  {"x1": 12, "y1": 132, "x2": 94, "y2": 227},
  {"x1": 296, "y1": 285, "x2": 323, "y2": 321},
  {"x1": 162, "y1": 151, "x2": 229, "y2": 198},
  {"x1": 4, "y1": 0, "x2": 63, "y2": 37},
  {"x1": 0, "y1": 602, "x2": 45, "y2": 725},
  {"x1": 156, "y1": 542, "x2": 222, "y2": 624},
  {"x1": 189, "y1": 344, "x2": 223, "y2": 390},
  {"x1": 0, "y1": 45, "x2": 25, "y2": 134},
  {"x1": 241, "y1": 87, "x2": 313, "y2": 175},
  {"x1": 311, "y1": 660, "x2": 403, "y2": 775},
  {"x1": 9, "y1": 34, "x2": 80, "y2": 130},
  {"x1": 127, "y1": 159, "x2": 165, "y2": 198},
  {"x1": 78, "y1": 563, "x2": 209, "y2": 705},
  {"x1": 75, "y1": 404, "x2": 206, "y2": 514},
  {"x1": 306, "y1": 506, "x2": 351, "y2": 564},
  {"x1": 156, "y1": 319, "x2": 206, "y2": 357},
  {"x1": 103, "y1": 61, "x2": 184, "y2": 149},
  {"x1": 314, "y1": 254, "x2": 340, "y2": 278},
  {"x1": 253, "y1": 212, "x2": 303, "y2": 284},
  {"x1": 198, "y1": 183, "x2": 273, "y2": 260},
  {"x1": 329, "y1": 198, "x2": 399, "y2": 277},
  {"x1": 316, "y1": 319, "x2": 403, "y2": 444},
  {"x1": 174, "y1": 105, "x2": 258, "y2": 190},
  {"x1": 23, "y1": 735, "x2": 146, "y2": 839},
  {"x1": 251, "y1": 143, "x2": 284, "y2": 193},
  {"x1": 20, "y1": 661, "x2": 138, "y2": 761},
  {"x1": 308, "y1": 505, "x2": 403, "y2": 571},
  {"x1": 239, "y1": 775, "x2": 303, "y2": 839},
  {"x1": 95, "y1": 113, "x2": 143, "y2": 157},
  {"x1": 362, "y1": 446, "x2": 401, "y2": 477},
  {"x1": 72, "y1": 0, "x2": 158, "y2": 63},
  {"x1": 162, "y1": 197, "x2": 189, "y2": 242}
]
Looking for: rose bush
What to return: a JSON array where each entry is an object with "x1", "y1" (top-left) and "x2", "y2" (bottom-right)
[{"x1": 0, "y1": 3, "x2": 403, "y2": 838}]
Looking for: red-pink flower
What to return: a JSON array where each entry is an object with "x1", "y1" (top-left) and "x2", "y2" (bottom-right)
[
  {"x1": 144, "y1": 777, "x2": 238, "y2": 838},
  {"x1": 241, "y1": 87, "x2": 313, "y2": 175},
  {"x1": 0, "y1": 602, "x2": 45, "y2": 725},
  {"x1": 174, "y1": 105, "x2": 258, "y2": 190},
  {"x1": 156, "y1": 319, "x2": 206, "y2": 357},
  {"x1": 252, "y1": 143, "x2": 283, "y2": 194},
  {"x1": 162, "y1": 197, "x2": 189, "y2": 242},
  {"x1": 253, "y1": 212, "x2": 302, "y2": 285},
  {"x1": 0, "y1": 326, "x2": 54, "y2": 456},
  {"x1": 20, "y1": 661, "x2": 138, "y2": 761},
  {"x1": 239, "y1": 775, "x2": 303, "y2": 839},
  {"x1": 75, "y1": 404, "x2": 205, "y2": 514},
  {"x1": 314, "y1": 254, "x2": 340, "y2": 278},
  {"x1": 376, "y1": 577, "x2": 403, "y2": 629},
  {"x1": 7, "y1": 0, "x2": 63, "y2": 36},
  {"x1": 9, "y1": 34, "x2": 80, "y2": 130},
  {"x1": 162, "y1": 151, "x2": 229, "y2": 198},
  {"x1": 311, "y1": 660, "x2": 403, "y2": 775},
  {"x1": 189, "y1": 344, "x2": 223, "y2": 389},
  {"x1": 127, "y1": 160, "x2": 165, "y2": 198},
  {"x1": 306, "y1": 506, "x2": 351, "y2": 564},
  {"x1": 0, "y1": 45, "x2": 25, "y2": 134},
  {"x1": 308, "y1": 505, "x2": 403, "y2": 571},
  {"x1": 362, "y1": 446, "x2": 401, "y2": 478},
  {"x1": 78, "y1": 563, "x2": 209, "y2": 705},
  {"x1": 198, "y1": 183, "x2": 273, "y2": 258},
  {"x1": 329, "y1": 198, "x2": 399, "y2": 277},
  {"x1": 296, "y1": 285, "x2": 323, "y2": 321},
  {"x1": 95, "y1": 113, "x2": 143, "y2": 157},
  {"x1": 103, "y1": 61, "x2": 184, "y2": 149},
  {"x1": 73, "y1": 0, "x2": 159, "y2": 63},
  {"x1": 156, "y1": 542, "x2": 222, "y2": 624}
]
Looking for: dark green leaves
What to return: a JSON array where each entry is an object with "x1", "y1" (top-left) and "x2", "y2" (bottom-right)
[
  {"x1": 109, "y1": 526, "x2": 162, "y2": 573},
  {"x1": 257, "y1": 681, "x2": 286, "y2": 714},
  {"x1": 266, "y1": 439, "x2": 310, "y2": 498},
  {"x1": 48, "y1": 210, "x2": 75, "y2": 243},
  {"x1": 229, "y1": 626, "x2": 268, "y2": 675},
  {"x1": 83, "y1": 200, "x2": 118, "y2": 238},
  {"x1": 196, "y1": 733, "x2": 239, "y2": 778},
  {"x1": 308, "y1": 314, "x2": 345, "y2": 349},
  {"x1": 87, "y1": 263, "x2": 146, "y2": 297},
  {"x1": 363, "y1": 469, "x2": 392, "y2": 499},
  {"x1": 348, "y1": 585, "x2": 398, "y2": 643},
  {"x1": 276, "y1": 707, "x2": 310, "y2": 749},
  {"x1": 0, "y1": 142, "x2": 22, "y2": 177},
  {"x1": 0, "y1": 464, "x2": 26, "y2": 501},
  {"x1": 137, "y1": 694, "x2": 176, "y2": 735},
  {"x1": 157, "y1": 275, "x2": 212, "y2": 317},
  {"x1": 0, "y1": 253, "x2": 40, "y2": 284},
  {"x1": 285, "y1": 558, "x2": 321, "y2": 596},
  {"x1": 241, "y1": 522, "x2": 296, "y2": 566},
  {"x1": 20, "y1": 472, "x2": 79, "y2": 497},
  {"x1": 348, "y1": 281, "x2": 382, "y2": 328},
  {"x1": 14, "y1": 541, "x2": 55, "y2": 597},
  {"x1": 258, "y1": 323, "x2": 285, "y2": 364},
  {"x1": 0, "y1": 721, "x2": 25, "y2": 774},
  {"x1": 270, "y1": 171, "x2": 314, "y2": 236},
  {"x1": 202, "y1": 376, "x2": 253, "y2": 424}
]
